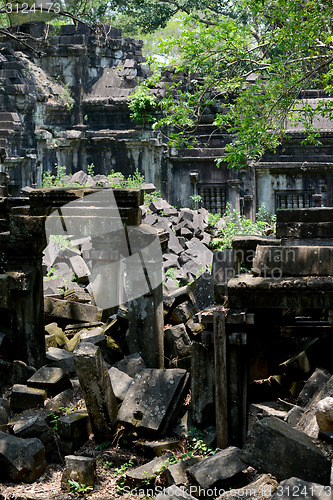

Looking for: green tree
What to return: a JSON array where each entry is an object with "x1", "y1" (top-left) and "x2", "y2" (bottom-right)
[{"x1": 128, "y1": 0, "x2": 333, "y2": 168}]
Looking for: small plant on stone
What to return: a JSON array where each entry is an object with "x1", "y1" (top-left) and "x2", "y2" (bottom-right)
[
  {"x1": 42, "y1": 171, "x2": 56, "y2": 188},
  {"x1": 44, "y1": 267, "x2": 60, "y2": 281},
  {"x1": 208, "y1": 212, "x2": 221, "y2": 228},
  {"x1": 113, "y1": 459, "x2": 134, "y2": 494},
  {"x1": 164, "y1": 267, "x2": 181, "y2": 287},
  {"x1": 141, "y1": 456, "x2": 178, "y2": 486},
  {"x1": 95, "y1": 440, "x2": 111, "y2": 451},
  {"x1": 128, "y1": 84, "x2": 157, "y2": 125},
  {"x1": 49, "y1": 234, "x2": 75, "y2": 250},
  {"x1": 47, "y1": 412, "x2": 59, "y2": 434},
  {"x1": 210, "y1": 203, "x2": 276, "y2": 251},
  {"x1": 58, "y1": 406, "x2": 73, "y2": 415},
  {"x1": 185, "y1": 427, "x2": 216, "y2": 458},
  {"x1": 97, "y1": 458, "x2": 113, "y2": 473},
  {"x1": 190, "y1": 193, "x2": 203, "y2": 209},
  {"x1": 67, "y1": 480, "x2": 93, "y2": 495},
  {"x1": 164, "y1": 267, "x2": 177, "y2": 280},
  {"x1": 58, "y1": 82, "x2": 74, "y2": 110},
  {"x1": 87, "y1": 163, "x2": 95, "y2": 177},
  {"x1": 195, "y1": 263, "x2": 212, "y2": 279},
  {"x1": 144, "y1": 189, "x2": 162, "y2": 206},
  {"x1": 42, "y1": 165, "x2": 68, "y2": 188},
  {"x1": 106, "y1": 169, "x2": 125, "y2": 187},
  {"x1": 126, "y1": 168, "x2": 145, "y2": 189}
]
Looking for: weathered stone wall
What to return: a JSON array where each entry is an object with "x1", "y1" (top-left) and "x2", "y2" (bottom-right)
[
  {"x1": 0, "y1": 22, "x2": 164, "y2": 194},
  {"x1": 1, "y1": 23, "x2": 333, "y2": 213}
]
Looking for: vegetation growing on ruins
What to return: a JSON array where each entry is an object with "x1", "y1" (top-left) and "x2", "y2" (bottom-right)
[
  {"x1": 210, "y1": 203, "x2": 276, "y2": 250},
  {"x1": 2, "y1": 0, "x2": 332, "y2": 167},
  {"x1": 41, "y1": 166, "x2": 162, "y2": 205},
  {"x1": 125, "y1": 0, "x2": 333, "y2": 169}
]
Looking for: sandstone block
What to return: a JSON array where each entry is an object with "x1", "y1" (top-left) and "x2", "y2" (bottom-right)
[
  {"x1": 165, "y1": 324, "x2": 191, "y2": 359},
  {"x1": 10, "y1": 384, "x2": 47, "y2": 412},
  {"x1": 45, "y1": 389, "x2": 74, "y2": 411},
  {"x1": 187, "y1": 447, "x2": 246, "y2": 490},
  {"x1": 46, "y1": 347, "x2": 76, "y2": 375},
  {"x1": 113, "y1": 353, "x2": 146, "y2": 378},
  {"x1": 61, "y1": 455, "x2": 95, "y2": 490},
  {"x1": 45, "y1": 297, "x2": 102, "y2": 323},
  {"x1": 241, "y1": 417, "x2": 331, "y2": 484},
  {"x1": 27, "y1": 366, "x2": 71, "y2": 397},
  {"x1": 248, "y1": 402, "x2": 288, "y2": 431},
  {"x1": 296, "y1": 375, "x2": 333, "y2": 438},
  {"x1": 118, "y1": 368, "x2": 189, "y2": 435},
  {"x1": 0, "y1": 432, "x2": 46, "y2": 482},
  {"x1": 0, "y1": 398, "x2": 10, "y2": 431},
  {"x1": 74, "y1": 342, "x2": 118, "y2": 442}
]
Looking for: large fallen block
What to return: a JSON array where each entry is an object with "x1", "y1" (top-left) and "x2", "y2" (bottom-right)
[
  {"x1": 252, "y1": 246, "x2": 333, "y2": 276},
  {"x1": 118, "y1": 368, "x2": 189, "y2": 435},
  {"x1": 187, "y1": 447, "x2": 246, "y2": 490},
  {"x1": 241, "y1": 417, "x2": 331, "y2": 484},
  {"x1": 44, "y1": 297, "x2": 102, "y2": 323},
  {"x1": 74, "y1": 342, "x2": 118, "y2": 442},
  {"x1": 0, "y1": 432, "x2": 46, "y2": 482},
  {"x1": 187, "y1": 273, "x2": 215, "y2": 311}
]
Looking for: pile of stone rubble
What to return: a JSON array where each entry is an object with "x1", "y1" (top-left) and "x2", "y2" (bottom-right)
[{"x1": 0, "y1": 176, "x2": 331, "y2": 499}]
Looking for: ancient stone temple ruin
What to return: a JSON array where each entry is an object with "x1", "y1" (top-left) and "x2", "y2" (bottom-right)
[
  {"x1": 0, "y1": 170, "x2": 331, "y2": 496},
  {"x1": 0, "y1": 20, "x2": 332, "y2": 500},
  {"x1": 1, "y1": 22, "x2": 333, "y2": 213}
]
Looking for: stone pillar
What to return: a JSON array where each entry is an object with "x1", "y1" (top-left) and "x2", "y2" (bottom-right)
[
  {"x1": 228, "y1": 179, "x2": 241, "y2": 213},
  {"x1": 0, "y1": 172, "x2": 9, "y2": 197},
  {"x1": 6, "y1": 207, "x2": 46, "y2": 368},
  {"x1": 126, "y1": 225, "x2": 164, "y2": 368},
  {"x1": 74, "y1": 342, "x2": 118, "y2": 442},
  {"x1": 214, "y1": 308, "x2": 228, "y2": 448},
  {"x1": 243, "y1": 195, "x2": 254, "y2": 220},
  {"x1": 191, "y1": 341, "x2": 215, "y2": 425}
]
